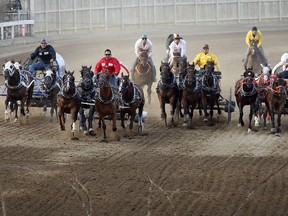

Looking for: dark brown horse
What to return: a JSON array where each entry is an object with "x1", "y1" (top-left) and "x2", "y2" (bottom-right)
[
  {"x1": 133, "y1": 50, "x2": 153, "y2": 104},
  {"x1": 95, "y1": 71, "x2": 120, "y2": 139},
  {"x1": 42, "y1": 67, "x2": 61, "y2": 123},
  {"x1": 246, "y1": 39, "x2": 267, "y2": 75},
  {"x1": 235, "y1": 68, "x2": 258, "y2": 133},
  {"x1": 264, "y1": 75, "x2": 287, "y2": 135},
  {"x1": 119, "y1": 74, "x2": 145, "y2": 133},
  {"x1": 180, "y1": 62, "x2": 201, "y2": 128},
  {"x1": 77, "y1": 65, "x2": 96, "y2": 136},
  {"x1": 201, "y1": 61, "x2": 221, "y2": 123},
  {"x1": 4, "y1": 61, "x2": 34, "y2": 122},
  {"x1": 156, "y1": 61, "x2": 179, "y2": 127},
  {"x1": 57, "y1": 70, "x2": 81, "y2": 139}
]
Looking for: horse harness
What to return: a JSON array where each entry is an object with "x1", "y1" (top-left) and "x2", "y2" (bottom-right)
[{"x1": 121, "y1": 84, "x2": 143, "y2": 106}]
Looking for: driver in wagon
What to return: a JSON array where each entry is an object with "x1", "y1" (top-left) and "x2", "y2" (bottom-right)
[
  {"x1": 29, "y1": 38, "x2": 57, "y2": 77},
  {"x1": 94, "y1": 49, "x2": 121, "y2": 87},
  {"x1": 130, "y1": 34, "x2": 157, "y2": 82},
  {"x1": 193, "y1": 44, "x2": 220, "y2": 78}
]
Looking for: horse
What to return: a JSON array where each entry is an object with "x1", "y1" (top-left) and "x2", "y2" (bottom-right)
[
  {"x1": 57, "y1": 70, "x2": 81, "y2": 140},
  {"x1": 41, "y1": 67, "x2": 62, "y2": 122},
  {"x1": 156, "y1": 61, "x2": 179, "y2": 127},
  {"x1": 77, "y1": 65, "x2": 96, "y2": 136},
  {"x1": 264, "y1": 75, "x2": 287, "y2": 135},
  {"x1": 169, "y1": 53, "x2": 186, "y2": 85},
  {"x1": 95, "y1": 71, "x2": 121, "y2": 140},
  {"x1": 254, "y1": 63, "x2": 272, "y2": 127},
  {"x1": 246, "y1": 39, "x2": 267, "y2": 75},
  {"x1": 3, "y1": 61, "x2": 34, "y2": 122},
  {"x1": 132, "y1": 50, "x2": 153, "y2": 105},
  {"x1": 119, "y1": 74, "x2": 145, "y2": 132},
  {"x1": 180, "y1": 62, "x2": 201, "y2": 128},
  {"x1": 200, "y1": 61, "x2": 221, "y2": 123},
  {"x1": 235, "y1": 67, "x2": 258, "y2": 133}
]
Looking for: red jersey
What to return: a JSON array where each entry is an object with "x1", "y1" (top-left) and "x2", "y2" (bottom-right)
[{"x1": 94, "y1": 57, "x2": 121, "y2": 76}]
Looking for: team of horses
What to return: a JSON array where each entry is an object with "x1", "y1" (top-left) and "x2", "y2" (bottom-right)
[{"x1": 2, "y1": 37, "x2": 288, "y2": 138}]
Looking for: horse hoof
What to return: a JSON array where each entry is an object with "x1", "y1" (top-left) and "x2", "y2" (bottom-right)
[
  {"x1": 247, "y1": 128, "x2": 252, "y2": 133},
  {"x1": 183, "y1": 123, "x2": 187, "y2": 127},
  {"x1": 271, "y1": 128, "x2": 276, "y2": 134},
  {"x1": 204, "y1": 118, "x2": 208, "y2": 122},
  {"x1": 83, "y1": 130, "x2": 89, "y2": 135},
  {"x1": 14, "y1": 118, "x2": 18, "y2": 123},
  {"x1": 112, "y1": 127, "x2": 117, "y2": 132},
  {"x1": 71, "y1": 136, "x2": 79, "y2": 140},
  {"x1": 255, "y1": 122, "x2": 260, "y2": 127}
]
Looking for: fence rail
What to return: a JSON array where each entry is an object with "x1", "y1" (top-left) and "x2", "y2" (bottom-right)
[{"x1": 0, "y1": 20, "x2": 34, "y2": 40}]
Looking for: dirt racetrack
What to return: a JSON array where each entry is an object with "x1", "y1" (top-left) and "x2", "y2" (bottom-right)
[{"x1": 1, "y1": 23, "x2": 288, "y2": 216}]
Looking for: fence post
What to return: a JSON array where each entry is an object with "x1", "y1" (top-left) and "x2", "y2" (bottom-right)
[
  {"x1": 174, "y1": 0, "x2": 176, "y2": 25},
  {"x1": 238, "y1": 0, "x2": 240, "y2": 23},
  {"x1": 195, "y1": 0, "x2": 198, "y2": 25},
  {"x1": 105, "y1": 0, "x2": 107, "y2": 30},
  {"x1": 279, "y1": 0, "x2": 282, "y2": 21},
  {"x1": 258, "y1": 0, "x2": 261, "y2": 22},
  {"x1": 153, "y1": 0, "x2": 156, "y2": 26}
]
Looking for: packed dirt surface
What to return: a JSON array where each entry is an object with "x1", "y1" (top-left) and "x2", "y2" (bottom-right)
[{"x1": 1, "y1": 24, "x2": 288, "y2": 216}]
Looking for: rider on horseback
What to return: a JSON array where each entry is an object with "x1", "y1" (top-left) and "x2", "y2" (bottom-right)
[
  {"x1": 168, "y1": 33, "x2": 187, "y2": 66},
  {"x1": 130, "y1": 34, "x2": 157, "y2": 82},
  {"x1": 278, "y1": 53, "x2": 288, "y2": 78},
  {"x1": 243, "y1": 26, "x2": 267, "y2": 67},
  {"x1": 193, "y1": 44, "x2": 220, "y2": 78},
  {"x1": 94, "y1": 49, "x2": 121, "y2": 87},
  {"x1": 29, "y1": 38, "x2": 57, "y2": 77}
]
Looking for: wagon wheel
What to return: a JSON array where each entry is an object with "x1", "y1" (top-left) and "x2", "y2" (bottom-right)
[{"x1": 227, "y1": 87, "x2": 233, "y2": 124}]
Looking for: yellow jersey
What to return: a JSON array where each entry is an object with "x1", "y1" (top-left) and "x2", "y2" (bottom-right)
[
  {"x1": 193, "y1": 52, "x2": 219, "y2": 71},
  {"x1": 246, "y1": 30, "x2": 263, "y2": 47}
]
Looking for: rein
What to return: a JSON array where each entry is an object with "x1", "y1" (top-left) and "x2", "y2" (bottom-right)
[
  {"x1": 121, "y1": 83, "x2": 142, "y2": 105},
  {"x1": 96, "y1": 86, "x2": 116, "y2": 104}
]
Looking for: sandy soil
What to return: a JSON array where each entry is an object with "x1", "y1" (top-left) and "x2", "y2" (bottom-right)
[{"x1": 1, "y1": 24, "x2": 288, "y2": 216}]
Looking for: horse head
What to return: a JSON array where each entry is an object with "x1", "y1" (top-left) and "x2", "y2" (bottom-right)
[
  {"x1": 202, "y1": 61, "x2": 215, "y2": 87},
  {"x1": 119, "y1": 74, "x2": 131, "y2": 93},
  {"x1": 98, "y1": 70, "x2": 110, "y2": 88},
  {"x1": 170, "y1": 53, "x2": 183, "y2": 73},
  {"x1": 62, "y1": 70, "x2": 76, "y2": 94},
  {"x1": 43, "y1": 68, "x2": 56, "y2": 90},
  {"x1": 185, "y1": 62, "x2": 197, "y2": 86},
  {"x1": 80, "y1": 65, "x2": 93, "y2": 91},
  {"x1": 160, "y1": 61, "x2": 173, "y2": 84},
  {"x1": 249, "y1": 40, "x2": 259, "y2": 56},
  {"x1": 3, "y1": 61, "x2": 15, "y2": 80},
  {"x1": 138, "y1": 50, "x2": 149, "y2": 65},
  {"x1": 243, "y1": 67, "x2": 256, "y2": 88},
  {"x1": 272, "y1": 76, "x2": 287, "y2": 96}
]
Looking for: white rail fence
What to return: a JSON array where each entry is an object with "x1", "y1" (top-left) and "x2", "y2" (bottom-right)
[
  {"x1": 0, "y1": 20, "x2": 34, "y2": 40},
  {"x1": 1, "y1": 0, "x2": 288, "y2": 39}
]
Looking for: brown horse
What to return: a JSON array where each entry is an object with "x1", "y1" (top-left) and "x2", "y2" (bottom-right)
[
  {"x1": 264, "y1": 75, "x2": 287, "y2": 135},
  {"x1": 95, "y1": 71, "x2": 120, "y2": 139},
  {"x1": 235, "y1": 68, "x2": 258, "y2": 133},
  {"x1": 57, "y1": 70, "x2": 81, "y2": 139},
  {"x1": 201, "y1": 61, "x2": 221, "y2": 123},
  {"x1": 156, "y1": 61, "x2": 179, "y2": 127},
  {"x1": 42, "y1": 67, "x2": 62, "y2": 123},
  {"x1": 246, "y1": 39, "x2": 267, "y2": 75},
  {"x1": 133, "y1": 50, "x2": 153, "y2": 104},
  {"x1": 180, "y1": 62, "x2": 201, "y2": 128},
  {"x1": 119, "y1": 74, "x2": 145, "y2": 132},
  {"x1": 170, "y1": 53, "x2": 186, "y2": 85},
  {"x1": 4, "y1": 61, "x2": 34, "y2": 122}
]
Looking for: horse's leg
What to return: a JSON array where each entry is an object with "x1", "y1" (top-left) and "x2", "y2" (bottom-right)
[
  {"x1": 25, "y1": 88, "x2": 32, "y2": 116},
  {"x1": 20, "y1": 98, "x2": 26, "y2": 117},
  {"x1": 182, "y1": 97, "x2": 188, "y2": 127},
  {"x1": 138, "y1": 102, "x2": 144, "y2": 132},
  {"x1": 71, "y1": 109, "x2": 78, "y2": 133},
  {"x1": 79, "y1": 107, "x2": 88, "y2": 133},
  {"x1": 216, "y1": 94, "x2": 221, "y2": 115},
  {"x1": 247, "y1": 104, "x2": 254, "y2": 133},
  {"x1": 5, "y1": 97, "x2": 10, "y2": 121},
  {"x1": 170, "y1": 99, "x2": 176, "y2": 127},
  {"x1": 238, "y1": 103, "x2": 245, "y2": 127},
  {"x1": 202, "y1": 97, "x2": 209, "y2": 122},
  {"x1": 120, "y1": 110, "x2": 126, "y2": 129},
  {"x1": 88, "y1": 106, "x2": 95, "y2": 134},
  {"x1": 147, "y1": 84, "x2": 152, "y2": 105},
  {"x1": 129, "y1": 110, "x2": 136, "y2": 130},
  {"x1": 100, "y1": 116, "x2": 107, "y2": 139},
  {"x1": 276, "y1": 111, "x2": 282, "y2": 134},
  {"x1": 160, "y1": 100, "x2": 167, "y2": 126},
  {"x1": 209, "y1": 101, "x2": 214, "y2": 122},
  {"x1": 270, "y1": 108, "x2": 276, "y2": 134},
  {"x1": 58, "y1": 108, "x2": 65, "y2": 131},
  {"x1": 112, "y1": 113, "x2": 117, "y2": 132}
]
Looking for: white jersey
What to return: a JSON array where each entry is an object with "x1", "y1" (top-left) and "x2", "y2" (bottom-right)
[
  {"x1": 135, "y1": 38, "x2": 153, "y2": 58},
  {"x1": 169, "y1": 39, "x2": 187, "y2": 58},
  {"x1": 281, "y1": 53, "x2": 288, "y2": 70}
]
